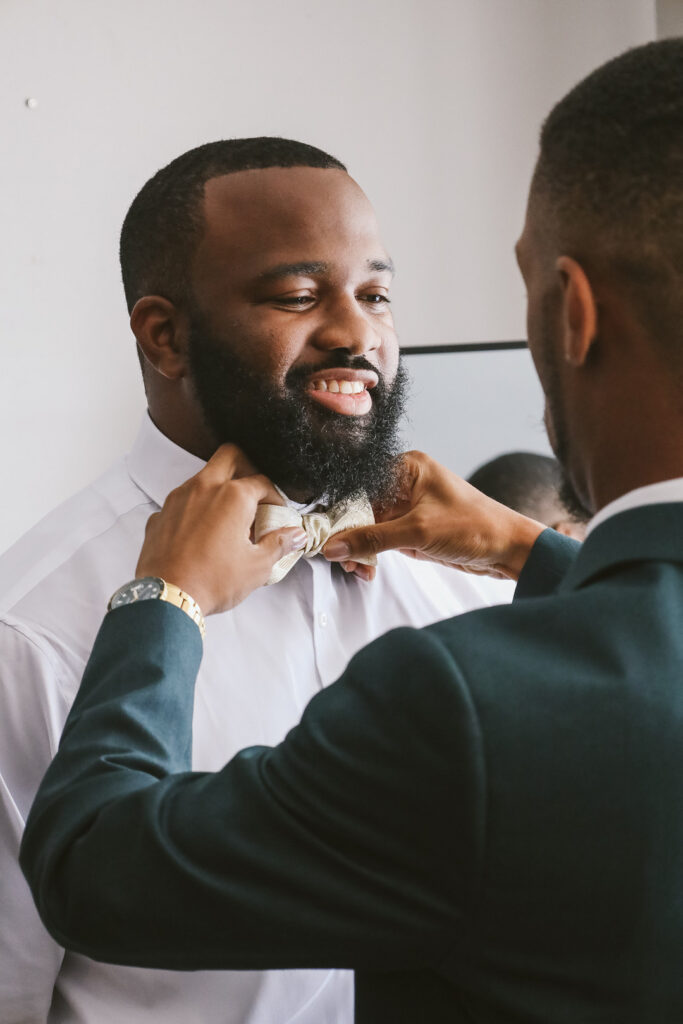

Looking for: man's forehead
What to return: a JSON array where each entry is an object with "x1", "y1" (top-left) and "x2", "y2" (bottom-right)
[
  {"x1": 201, "y1": 166, "x2": 370, "y2": 224},
  {"x1": 195, "y1": 166, "x2": 386, "y2": 272}
]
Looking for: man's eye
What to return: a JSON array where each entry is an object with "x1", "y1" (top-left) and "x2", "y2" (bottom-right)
[
  {"x1": 276, "y1": 296, "x2": 314, "y2": 307},
  {"x1": 360, "y1": 293, "x2": 391, "y2": 306}
]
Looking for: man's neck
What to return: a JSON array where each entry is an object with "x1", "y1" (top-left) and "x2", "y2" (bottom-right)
[
  {"x1": 147, "y1": 392, "x2": 217, "y2": 463},
  {"x1": 587, "y1": 415, "x2": 683, "y2": 515}
]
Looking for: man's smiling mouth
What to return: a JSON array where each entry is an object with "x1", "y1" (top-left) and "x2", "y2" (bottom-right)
[
  {"x1": 306, "y1": 369, "x2": 378, "y2": 417},
  {"x1": 311, "y1": 378, "x2": 366, "y2": 395}
]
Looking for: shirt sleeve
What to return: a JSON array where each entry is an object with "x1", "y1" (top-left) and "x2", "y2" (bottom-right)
[
  {"x1": 21, "y1": 601, "x2": 485, "y2": 974},
  {"x1": 0, "y1": 621, "x2": 67, "y2": 1022}
]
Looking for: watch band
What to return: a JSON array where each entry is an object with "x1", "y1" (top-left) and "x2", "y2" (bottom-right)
[{"x1": 159, "y1": 580, "x2": 206, "y2": 639}]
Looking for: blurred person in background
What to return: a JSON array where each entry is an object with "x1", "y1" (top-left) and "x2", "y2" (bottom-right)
[{"x1": 468, "y1": 451, "x2": 587, "y2": 540}]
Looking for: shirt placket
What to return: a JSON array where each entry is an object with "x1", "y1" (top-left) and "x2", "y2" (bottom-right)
[{"x1": 308, "y1": 556, "x2": 345, "y2": 688}]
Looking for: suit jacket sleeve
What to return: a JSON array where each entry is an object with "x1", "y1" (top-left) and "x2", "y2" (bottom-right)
[
  {"x1": 514, "y1": 527, "x2": 580, "y2": 600},
  {"x1": 20, "y1": 601, "x2": 486, "y2": 973}
]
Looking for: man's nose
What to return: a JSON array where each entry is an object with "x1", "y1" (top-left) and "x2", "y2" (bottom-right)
[{"x1": 311, "y1": 296, "x2": 382, "y2": 357}]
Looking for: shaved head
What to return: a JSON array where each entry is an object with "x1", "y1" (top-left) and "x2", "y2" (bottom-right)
[{"x1": 531, "y1": 39, "x2": 683, "y2": 355}]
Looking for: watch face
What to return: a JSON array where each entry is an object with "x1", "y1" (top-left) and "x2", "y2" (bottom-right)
[{"x1": 110, "y1": 577, "x2": 164, "y2": 608}]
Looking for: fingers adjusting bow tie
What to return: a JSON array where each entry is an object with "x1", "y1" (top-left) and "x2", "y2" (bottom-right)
[{"x1": 254, "y1": 495, "x2": 376, "y2": 585}]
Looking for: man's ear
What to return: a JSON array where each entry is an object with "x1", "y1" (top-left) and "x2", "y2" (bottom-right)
[
  {"x1": 555, "y1": 256, "x2": 597, "y2": 368},
  {"x1": 130, "y1": 296, "x2": 189, "y2": 380}
]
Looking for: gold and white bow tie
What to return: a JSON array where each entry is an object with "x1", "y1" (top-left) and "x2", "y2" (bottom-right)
[{"x1": 254, "y1": 494, "x2": 376, "y2": 585}]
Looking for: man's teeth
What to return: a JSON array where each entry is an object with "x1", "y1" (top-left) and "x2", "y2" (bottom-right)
[{"x1": 312, "y1": 380, "x2": 366, "y2": 395}]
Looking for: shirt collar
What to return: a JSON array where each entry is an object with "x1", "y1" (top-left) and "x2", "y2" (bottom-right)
[
  {"x1": 125, "y1": 412, "x2": 327, "y2": 513},
  {"x1": 586, "y1": 477, "x2": 683, "y2": 538},
  {"x1": 125, "y1": 413, "x2": 206, "y2": 509}
]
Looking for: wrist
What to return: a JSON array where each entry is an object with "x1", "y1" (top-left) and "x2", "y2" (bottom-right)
[{"x1": 496, "y1": 514, "x2": 546, "y2": 579}]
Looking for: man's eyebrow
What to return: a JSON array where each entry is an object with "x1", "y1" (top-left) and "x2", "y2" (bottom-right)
[
  {"x1": 257, "y1": 261, "x2": 328, "y2": 281},
  {"x1": 256, "y1": 257, "x2": 395, "y2": 282},
  {"x1": 367, "y1": 257, "x2": 395, "y2": 275}
]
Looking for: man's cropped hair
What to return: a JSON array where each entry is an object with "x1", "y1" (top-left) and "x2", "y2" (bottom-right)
[
  {"x1": 120, "y1": 137, "x2": 346, "y2": 312},
  {"x1": 533, "y1": 38, "x2": 683, "y2": 347}
]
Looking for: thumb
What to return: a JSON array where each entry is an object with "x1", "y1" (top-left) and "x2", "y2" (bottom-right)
[
  {"x1": 256, "y1": 526, "x2": 308, "y2": 566},
  {"x1": 324, "y1": 519, "x2": 419, "y2": 562}
]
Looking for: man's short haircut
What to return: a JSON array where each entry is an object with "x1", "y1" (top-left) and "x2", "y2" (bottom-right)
[
  {"x1": 120, "y1": 137, "x2": 346, "y2": 313},
  {"x1": 468, "y1": 451, "x2": 585, "y2": 526},
  {"x1": 532, "y1": 38, "x2": 683, "y2": 348}
]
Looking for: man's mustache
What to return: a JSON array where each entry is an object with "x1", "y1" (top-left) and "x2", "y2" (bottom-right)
[{"x1": 285, "y1": 355, "x2": 392, "y2": 391}]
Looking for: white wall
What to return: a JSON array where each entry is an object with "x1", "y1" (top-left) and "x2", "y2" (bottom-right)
[
  {"x1": 401, "y1": 348, "x2": 551, "y2": 480},
  {"x1": 0, "y1": 0, "x2": 655, "y2": 551},
  {"x1": 657, "y1": 0, "x2": 683, "y2": 36}
]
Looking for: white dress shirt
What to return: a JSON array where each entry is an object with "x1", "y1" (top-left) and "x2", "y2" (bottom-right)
[
  {"x1": 0, "y1": 413, "x2": 513, "y2": 1024},
  {"x1": 586, "y1": 477, "x2": 683, "y2": 537}
]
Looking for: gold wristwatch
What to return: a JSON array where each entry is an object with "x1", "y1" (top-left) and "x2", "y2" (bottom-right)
[{"x1": 108, "y1": 576, "x2": 206, "y2": 639}]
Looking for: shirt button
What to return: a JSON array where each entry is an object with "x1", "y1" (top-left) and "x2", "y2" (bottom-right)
[{"x1": 319, "y1": 612, "x2": 328, "y2": 628}]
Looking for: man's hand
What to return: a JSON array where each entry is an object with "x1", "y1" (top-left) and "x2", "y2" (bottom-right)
[
  {"x1": 324, "y1": 451, "x2": 545, "y2": 581},
  {"x1": 136, "y1": 445, "x2": 307, "y2": 615}
]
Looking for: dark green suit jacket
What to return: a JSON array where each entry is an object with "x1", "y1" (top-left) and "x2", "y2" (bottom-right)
[{"x1": 20, "y1": 506, "x2": 683, "y2": 1022}]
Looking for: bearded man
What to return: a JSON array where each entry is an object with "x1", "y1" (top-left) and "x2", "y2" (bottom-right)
[{"x1": 0, "y1": 138, "x2": 509, "y2": 1024}]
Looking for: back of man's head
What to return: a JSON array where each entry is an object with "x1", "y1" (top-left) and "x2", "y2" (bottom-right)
[
  {"x1": 468, "y1": 452, "x2": 586, "y2": 538},
  {"x1": 532, "y1": 38, "x2": 683, "y2": 354},
  {"x1": 120, "y1": 137, "x2": 346, "y2": 313}
]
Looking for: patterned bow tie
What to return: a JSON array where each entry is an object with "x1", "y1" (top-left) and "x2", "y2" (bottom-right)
[{"x1": 253, "y1": 494, "x2": 376, "y2": 585}]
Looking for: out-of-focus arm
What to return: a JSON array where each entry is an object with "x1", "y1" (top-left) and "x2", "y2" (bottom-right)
[{"x1": 0, "y1": 621, "x2": 67, "y2": 1021}]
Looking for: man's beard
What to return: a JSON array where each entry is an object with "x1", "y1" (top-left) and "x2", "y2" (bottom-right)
[
  {"x1": 557, "y1": 470, "x2": 592, "y2": 525},
  {"x1": 545, "y1": 387, "x2": 593, "y2": 524},
  {"x1": 537, "y1": 296, "x2": 593, "y2": 524},
  {"x1": 187, "y1": 315, "x2": 409, "y2": 507}
]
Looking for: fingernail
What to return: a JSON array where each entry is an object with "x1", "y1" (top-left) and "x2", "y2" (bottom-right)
[
  {"x1": 324, "y1": 540, "x2": 351, "y2": 561},
  {"x1": 290, "y1": 529, "x2": 308, "y2": 550}
]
